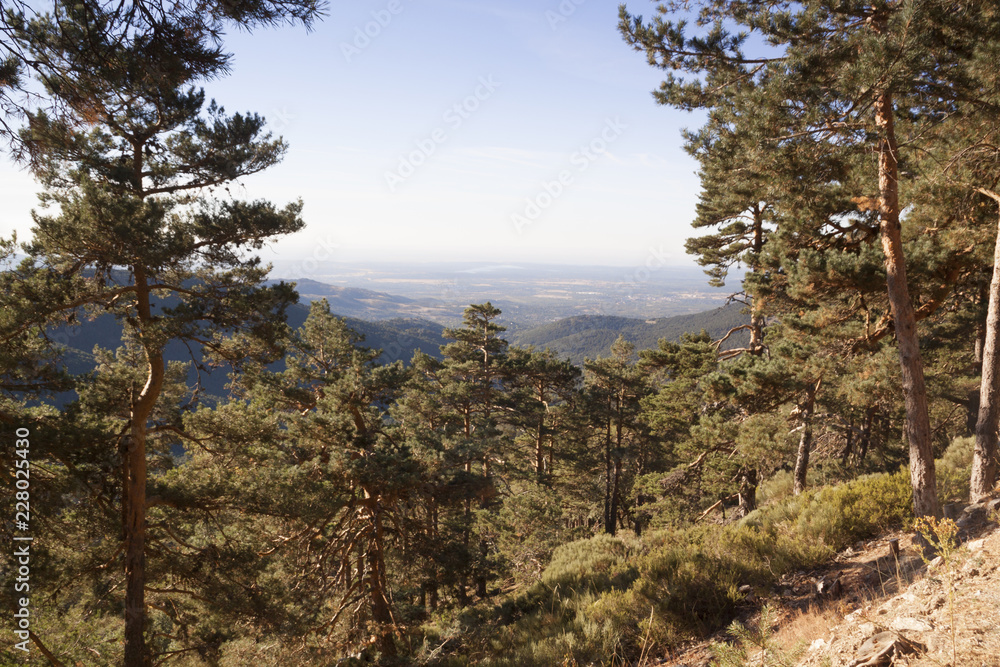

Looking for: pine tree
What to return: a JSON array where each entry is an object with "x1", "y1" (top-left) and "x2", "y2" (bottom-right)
[
  {"x1": 0, "y1": 2, "x2": 307, "y2": 662},
  {"x1": 241, "y1": 300, "x2": 411, "y2": 658},
  {"x1": 438, "y1": 303, "x2": 509, "y2": 600},
  {"x1": 505, "y1": 346, "x2": 581, "y2": 482},
  {"x1": 584, "y1": 336, "x2": 651, "y2": 535},
  {"x1": 0, "y1": 0, "x2": 323, "y2": 158},
  {"x1": 618, "y1": 0, "x2": 1000, "y2": 516}
]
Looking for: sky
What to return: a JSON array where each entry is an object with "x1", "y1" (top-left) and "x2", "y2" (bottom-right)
[{"x1": 0, "y1": 0, "x2": 710, "y2": 269}]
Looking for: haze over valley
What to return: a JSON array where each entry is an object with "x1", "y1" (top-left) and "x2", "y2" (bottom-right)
[{"x1": 267, "y1": 259, "x2": 740, "y2": 328}]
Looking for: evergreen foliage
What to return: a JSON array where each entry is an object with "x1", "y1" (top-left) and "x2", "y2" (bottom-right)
[{"x1": 4, "y1": 1, "x2": 1000, "y2": 664}]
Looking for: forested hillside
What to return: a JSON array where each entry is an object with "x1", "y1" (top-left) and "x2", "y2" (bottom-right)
[
  {"x1": 511, "y1": 303, "x2": 749, "y2": 364},
  {"x1": 3, "y1": 1, "x2": 1000, "y2": 666},
  {"x1": 48, "y1": 301, "x2": 448, "y2": 396}
]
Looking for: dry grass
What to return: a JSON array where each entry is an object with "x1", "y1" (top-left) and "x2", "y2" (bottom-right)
[{"x1": 772, "y1": 601, "x2": 843, "y2": 652}]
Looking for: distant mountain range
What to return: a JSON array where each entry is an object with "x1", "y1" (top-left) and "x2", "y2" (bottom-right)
[
  {"x1": 46, "y1": 279, "x2": 749, "y2": 404},
  {"x1": 265, "y1": 279, "x2": 466, "y2": 323},
  {"x1": 510, "y1": 304, "x2": 750, "y2": 365},
  {"x1": 50, "y1": 301, "x2": 449, "y2": 401}
]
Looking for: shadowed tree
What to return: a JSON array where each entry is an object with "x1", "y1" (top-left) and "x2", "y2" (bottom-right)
[{"x1": 0, "y1": 2, "x2": 311, "y2": 662}]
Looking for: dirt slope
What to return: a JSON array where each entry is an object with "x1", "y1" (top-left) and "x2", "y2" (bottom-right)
[{"x1": 657, "y1": 500, "x2": 1000, "y2": 667}]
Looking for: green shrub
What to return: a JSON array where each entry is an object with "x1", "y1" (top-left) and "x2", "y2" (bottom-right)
[
  {"x1": 462, "y1": 469, "x2": 916, "y2": 666},
  {"x1": 757, "y1": 469, "x2": 795, "y2": 506},
  {"x1": 792, "y1": 468, "x2": 912, "y2": 549},
  {"x1": 540, "y1": 533, "x2": 639, "y2": 592},
  {"x1": 936, "y1": 436, "x2": 974, "y2": 504}
]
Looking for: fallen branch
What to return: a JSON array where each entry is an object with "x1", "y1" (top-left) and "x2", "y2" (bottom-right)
[{"x1": 697, "y1": 493, "x2": 740, "y2": 522}]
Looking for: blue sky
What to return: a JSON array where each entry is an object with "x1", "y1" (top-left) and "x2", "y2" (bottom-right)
[{"x1": 0, "y1": 0, "x2": 709, "y2": 268}]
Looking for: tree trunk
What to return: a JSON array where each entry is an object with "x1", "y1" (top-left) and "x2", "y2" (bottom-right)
[
  {"x1": 610, "y1": 455, "x2": 622, "y2": 535},
  {"x1": 793, "y1": 384, "x2": 817, "y2": 495},
  {"x1": 737, "y1": 468, "x2": 757, "y2": 517},
  {"x1": 749, "y1": 203, "x2": 767, "y2": 355},
  {"x1": 841, "y1": 416, "x2": 854, "y2": 466},
  {"x1": 124, "y1": 269, "x2": 163, "y2": 667},
  {"x1": 874, "y1": 87, "x2": 939, "y2": 518},
  {"x1": 603, "y1": 413, "x2": 614, "y2": 534},
  {"x1": 858, "y1": 406, "x2": 875, "y2": 464},
  {"x1": 366, "y1": 494, "x2": 396, "y2": 658},
  {"x1": 535, "y1": 393, "x2": 546, "y2": 481},
  {"x1": 972, "y1": 190, "x2": 1000, "y2": 502},
  {"x1": 476, "y1": 458, "x2": 490, "y2": 598}
]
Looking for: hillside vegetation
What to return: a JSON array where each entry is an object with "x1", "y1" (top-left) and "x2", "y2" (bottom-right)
[
  {"x1": 511, "y1": 303, "x2": 750, "y2": 364},
  {"x1": 4, "y1": 1, "x2": 1000, "y2": 666}
]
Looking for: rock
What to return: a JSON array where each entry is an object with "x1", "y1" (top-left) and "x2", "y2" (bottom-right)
[
  {"x1": 809, "y1": 638, "x2": 827, "y2": 652},
  {"x1": 817, "y1": 576, "x2": 843, "y2": 598},
  {"x1": 958, "y1": 502, "x2": 989, "y2": 529},
  {"x1": 924, "y1": 592, "x2": 945, "y2": 612},
  {"x1": 891, "y1": 616, "x2": 933, "y2": 633},
  {"x1": 987, "y1": 497, "x2": 1000, "y2": 513},
  {"x1": 859, "y1": 622, "x2": 877, "y2": 635},
  {"x1": 928, "y1": 555, "x2": 943, "y2": 569},
  {"x1": 967, "y1": 538, "x2": 986, "y2": 552},
  {"x1": 943, "y1": 502, "x2": 965, "y2": 519},
  {"x1": 851, "y1": 631, "x2": 925, "y2": 667}
]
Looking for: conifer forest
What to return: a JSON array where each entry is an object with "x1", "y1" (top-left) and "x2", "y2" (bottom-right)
[{"x1": 3, "y1": 1, "x2": 1000, "y2": 665}]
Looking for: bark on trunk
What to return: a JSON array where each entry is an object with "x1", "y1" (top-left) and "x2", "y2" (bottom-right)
[
  {"x1": 535, "y1": 390, "x2": 546, "y2": 481},
  {"x1": 737, "y1": 468, "x2": 757, "y2": 517},
  {"x1": 610, "y1": 455, "x2": 622, "y2": 535},
  {"x1": 749, "y1": 203, "x2": 767, "y2": 355},
  {"x1": 874, "y1": 87, "x2": 939, "y2": 518},
  {"x1": 603, "y1": 414, "x2": 614, "y2": 534},
  {"x1": 793, "y1": 384, "x2": 817, "y2": 496},
  {"x1": 858, "y1": 406, "x2": 875, "y2": 464},
  {"x1": 124, "y1": 268, "x2": 162, "y2": 667},
  {"x1": 476, "y1": 458, "x2": 490, "y2": 598},
  {"x1": 366, "y1": 494, "x2": 396, "y2": 658},
  {"x1": 972, "y1": 189, "x2": 1000, "y2": 502}
]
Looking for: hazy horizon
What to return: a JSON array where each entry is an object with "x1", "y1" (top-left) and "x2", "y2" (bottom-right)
[{"x1": 0, "y1": 1, "x2": 708, "y2": 269}]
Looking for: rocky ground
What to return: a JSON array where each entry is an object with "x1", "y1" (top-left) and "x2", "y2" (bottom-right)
[{"x1": 657, "y1": 497, "x2": 1000, "y2": 667}]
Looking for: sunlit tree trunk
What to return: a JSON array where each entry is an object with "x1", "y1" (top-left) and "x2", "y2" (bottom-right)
[{"x1": 874, "y1": 85, "x2": 939, "y2": 518}]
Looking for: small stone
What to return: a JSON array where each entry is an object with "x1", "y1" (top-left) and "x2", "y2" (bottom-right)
[
  {"x1": 928, "y1": 555, "x2": 943, "y2": 569},
  {"x1": 924, "y1": 593, "x2": 946, "y2": 612},
  {"x1": 853, "y1": 631, "x2": 925, "y2": 666},
  {"x1": 809, "y1": 638, "x2": 827, "y2": 652},
  {"x1": 967, "y1": 538, "x2": 986, "y2": 552},
  {"x1": 891, "y1": 616, "x2": 933, "y2": 633},
  {"x1": 817, "y1": 576, "x2": 843, "y2": 598},
  {"x1": 958, "y1": 503, "x2": 989, "y2": 528},
  {"x1": 859, "y1": 622, "x2": 876, "y2": 635}
]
